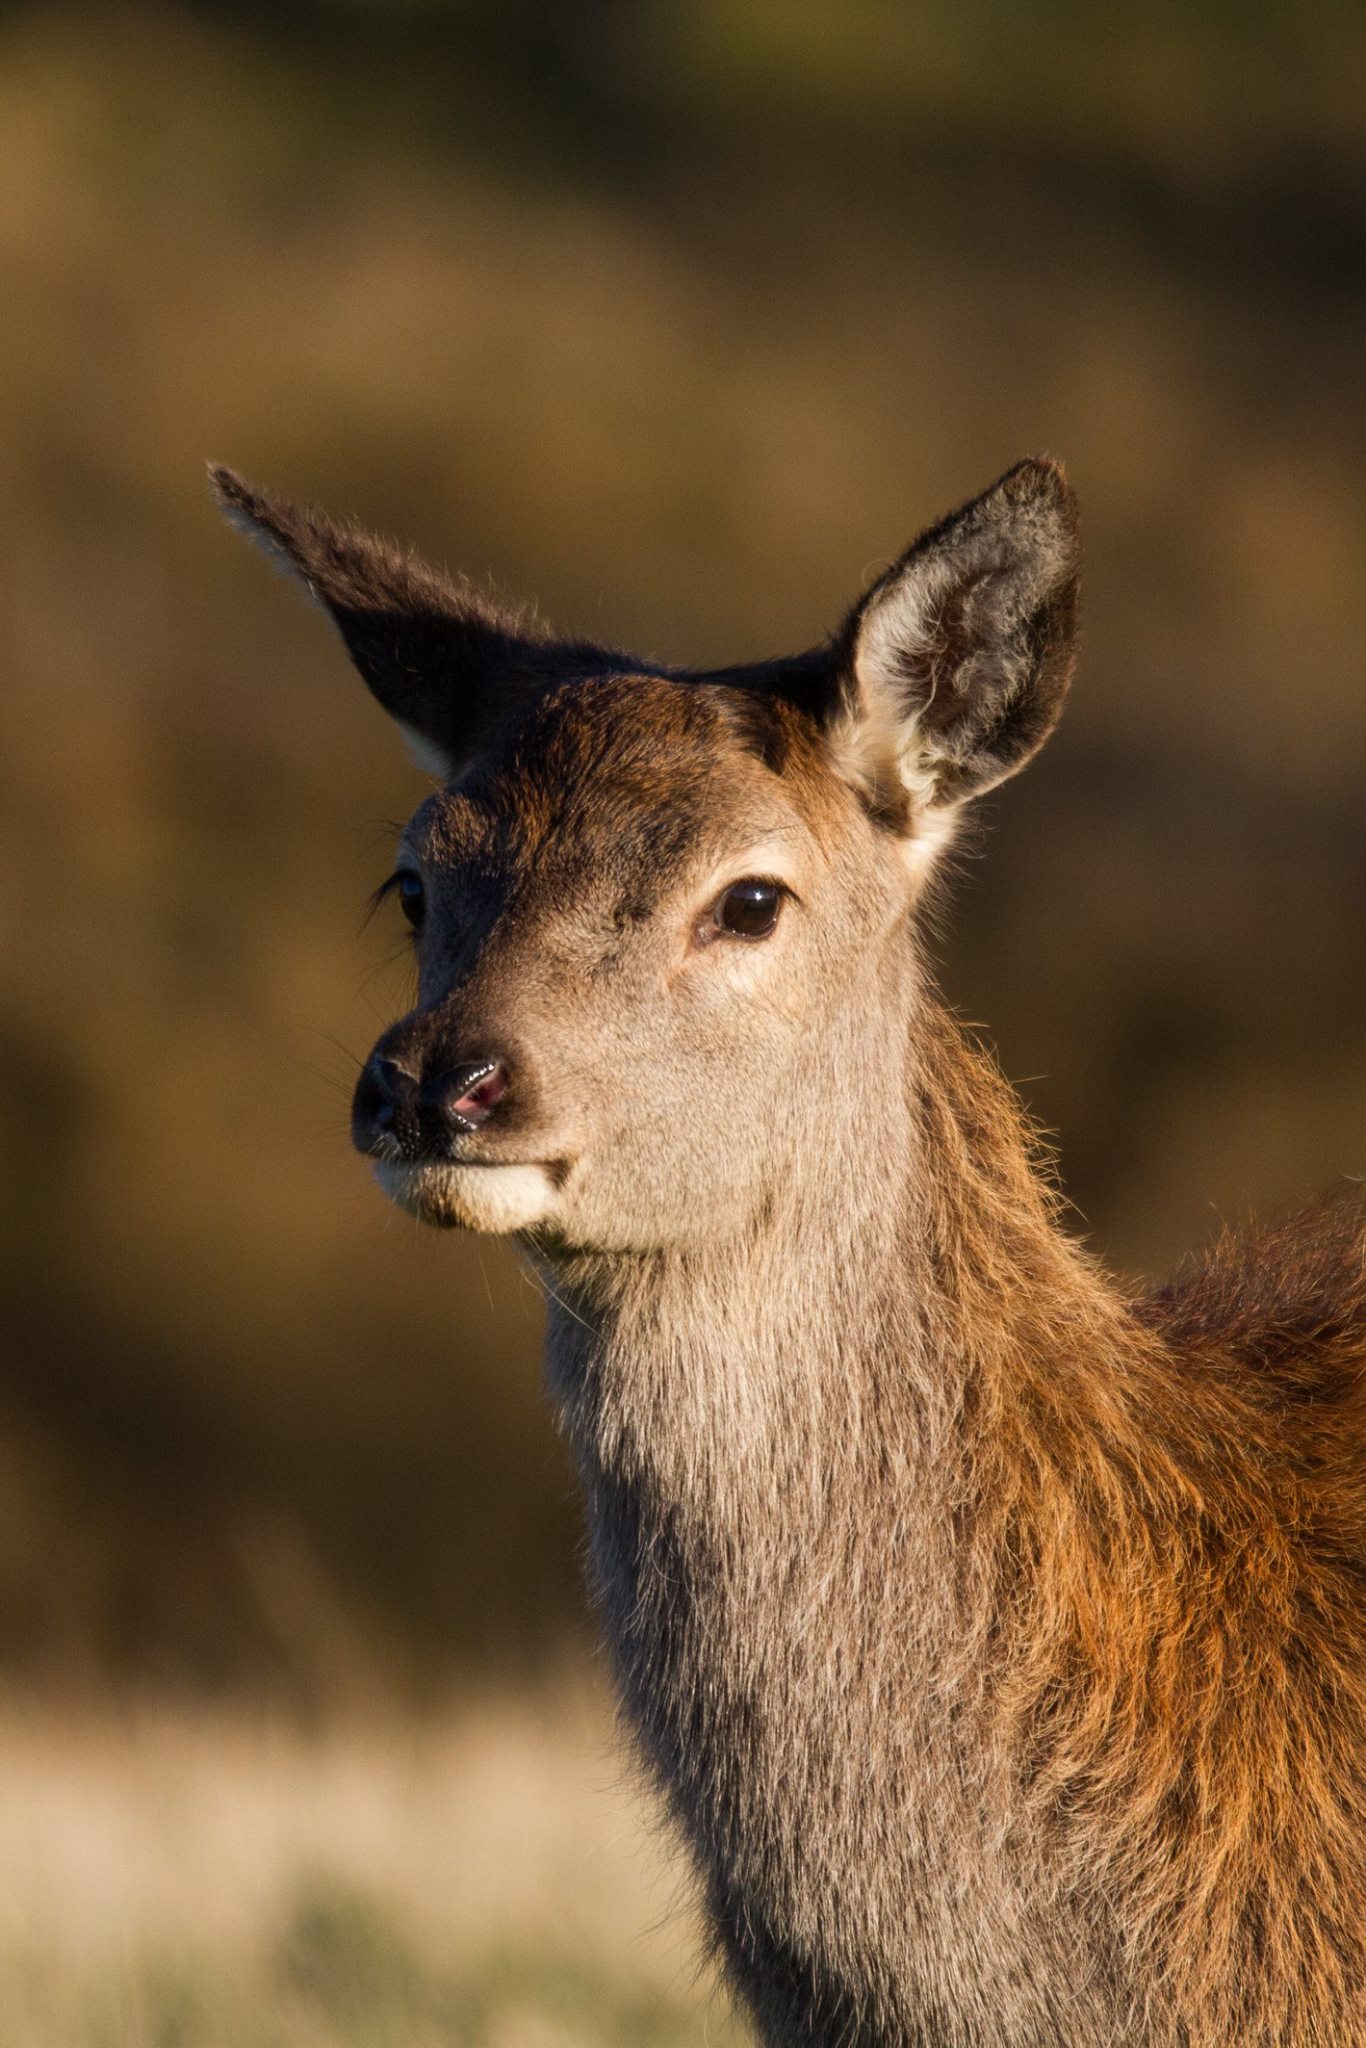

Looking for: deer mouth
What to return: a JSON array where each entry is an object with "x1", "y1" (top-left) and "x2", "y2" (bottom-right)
[{"x1": 375, "y1": 1156, "x2": 560, "y2": 1235}]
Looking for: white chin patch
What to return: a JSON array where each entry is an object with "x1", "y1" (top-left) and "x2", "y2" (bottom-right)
[{"x1": 374, "y1": 1161, "x2": 556, "y2": 1235}]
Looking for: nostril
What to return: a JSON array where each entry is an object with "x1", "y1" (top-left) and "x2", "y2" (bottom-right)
[
  {"x1": 431, "y1": 1058, "x2": 509, "y2": 1132},
  {"x1": 353, "y1": 1054, "x2": 413, "y2": 1152},
  {"x1": 355, "y1": 1048, "x2": 511, "y2": 1156}
]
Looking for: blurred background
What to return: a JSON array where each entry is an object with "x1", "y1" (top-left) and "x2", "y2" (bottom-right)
[{"x1": 0, "y1": 1, "x2": 1362, "y2": 2039}]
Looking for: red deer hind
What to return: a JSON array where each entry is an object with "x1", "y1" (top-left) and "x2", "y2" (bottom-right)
[{"x1": 215, "y1": 457, "x2": 1365, "y2": 2047}]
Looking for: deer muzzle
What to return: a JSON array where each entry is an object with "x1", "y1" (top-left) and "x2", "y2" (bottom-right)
[{"x1": 352, "y1": 1052, "x2": 510, "y2": 1161}]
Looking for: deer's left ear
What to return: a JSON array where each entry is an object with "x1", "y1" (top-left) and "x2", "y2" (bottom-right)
[
  {"x1": 828, "y1": 457, "x2": 1079, "y2": 848},
  {"x1": 209, "y1": 466, "x2": 607, "y2": 781}
]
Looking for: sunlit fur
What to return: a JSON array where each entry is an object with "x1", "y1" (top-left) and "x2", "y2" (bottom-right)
[
  {"x1": 544, "y1": 1001, "x2": 1365, "y2": 2048},
  {"x1": 217, "y1": 458, "x2": 1365, "y2": 2046}
]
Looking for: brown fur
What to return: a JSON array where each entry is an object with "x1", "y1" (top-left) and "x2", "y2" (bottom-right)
[{"x1": 216, "y1": 457, "x2": 1365, "y2": 2045}]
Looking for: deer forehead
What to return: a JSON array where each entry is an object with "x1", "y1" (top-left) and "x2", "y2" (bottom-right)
[{"x1": 401, "y1": 673, "x2": 861, "y2": 915}]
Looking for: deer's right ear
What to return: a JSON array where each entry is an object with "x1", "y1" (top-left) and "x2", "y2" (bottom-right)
[
  {"x1": 210, "y1": 466, "x2": 544, "y2": 779},
  {"x1": 824, "y1": 457, "x2": 1080, "y2": 859}
]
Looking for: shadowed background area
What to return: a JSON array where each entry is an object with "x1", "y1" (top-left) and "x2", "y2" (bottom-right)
[{"x1": 0, "y1": 2, "x2": 1362, "y2": 2038}]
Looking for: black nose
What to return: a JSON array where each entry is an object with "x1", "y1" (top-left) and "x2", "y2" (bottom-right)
[{"x1": 352, "y1": 1053, "x2": 510, "y2": 1159}]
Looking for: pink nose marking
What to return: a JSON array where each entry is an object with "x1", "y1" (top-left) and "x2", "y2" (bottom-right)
[{"x1": 452, "y1": 1065, "x2": 508, "y2": 1122}]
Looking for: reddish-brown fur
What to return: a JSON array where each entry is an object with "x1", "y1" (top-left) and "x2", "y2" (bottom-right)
[
  {"x1": 912, "y1": 1019, "x2": 1365, "y2": 2039},
  {"x1": 216, "y1": 457, "x2": 1365, "y2": 2045}
]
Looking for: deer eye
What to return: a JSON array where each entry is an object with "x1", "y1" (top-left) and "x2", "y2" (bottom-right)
[
  {"x1": 713, "y1": 879, "x2": 784, "y2": 941},
  {"x1": 396, "y1": 870, "x2": 425, "y2": 929}
]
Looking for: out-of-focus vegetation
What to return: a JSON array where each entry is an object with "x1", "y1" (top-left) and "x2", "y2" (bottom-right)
[
  {"x1": 0, "y1": 1680, "x2": 742, "y2": 2044},
  {"x1": 0, "y1": 17, "x2": 1362, "y2": 2027}
]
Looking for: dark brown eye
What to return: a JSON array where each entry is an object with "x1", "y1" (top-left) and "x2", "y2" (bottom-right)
[
  {"x1": 716, "y1": 879, "x2": 783, "y2": 940},
  {"x1": 396, "y1": 870, "x2": 425, "y2": 928}
]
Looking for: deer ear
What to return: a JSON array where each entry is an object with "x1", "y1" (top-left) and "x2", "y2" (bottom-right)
[
  {"x1": 210, "y1": 466, "x2": 560, "y2": 779},
  {"x1": 829, "y1": 457, "x2": 1079, "y2": 849}
]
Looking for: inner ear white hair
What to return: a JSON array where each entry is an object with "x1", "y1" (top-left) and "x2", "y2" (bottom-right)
[{"x1": 829, "y1": 456, "x2": 1080, "y2": 867}]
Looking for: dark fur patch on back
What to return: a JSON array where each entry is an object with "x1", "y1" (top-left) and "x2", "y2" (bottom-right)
[{"x1": 1135, "y1": 1187, "x2": 1366, "y2": 1377}]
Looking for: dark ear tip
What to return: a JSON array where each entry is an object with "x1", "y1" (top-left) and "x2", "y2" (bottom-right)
[
  {"x1": 206, "y1": 462, "x2": 261, "y2": 519},
  {"x1": 999, "y1": 452, "x2": 1076, "y2": 512},
  {"x1": 994, "y1": 456, "x2": 1080, "y2": 591}
]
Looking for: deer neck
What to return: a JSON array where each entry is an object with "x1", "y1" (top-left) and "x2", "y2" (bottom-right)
[
  {"x1": 534, "y1": 985, "x2": 1162, "y2": 2035},
  {"x1": 534, "y1": 967, "x2": 1149, "y2": 1793},
  {"x1": 540, "y1": 980, "x2": 1113, "y2": 1531}
]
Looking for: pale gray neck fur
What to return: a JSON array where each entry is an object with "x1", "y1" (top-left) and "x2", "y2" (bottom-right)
[{"x1": 537, "y1": 969, "x2": 1133, "y2": 2048}]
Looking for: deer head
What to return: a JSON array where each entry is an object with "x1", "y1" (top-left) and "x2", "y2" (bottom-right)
[{"x1": 213, "y1": 459, "x2": 1078, "y2": 1251}]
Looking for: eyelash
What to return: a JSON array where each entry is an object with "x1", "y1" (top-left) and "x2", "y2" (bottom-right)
[
  {"x1": 368, "y1": 870, "x2": 428, "y2": 938},
  {"x1": 367, "y1": 871, "x2": 405, "y2": 920}
]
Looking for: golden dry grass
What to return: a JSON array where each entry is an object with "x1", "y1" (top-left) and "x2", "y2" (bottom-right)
[{"x1": 0, "y1": 1678, "x2": 746, "y2": 2045}]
